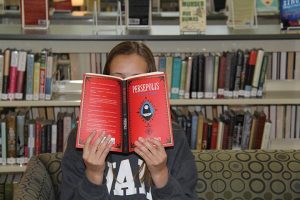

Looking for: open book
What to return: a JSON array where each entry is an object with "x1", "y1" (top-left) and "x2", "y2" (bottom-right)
[{"x1": 76, "y1": 72, "x2": 173, "y2": 153}]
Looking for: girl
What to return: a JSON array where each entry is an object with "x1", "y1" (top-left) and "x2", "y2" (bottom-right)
[{"x1": 61, "y1": 41, "x2": 198, "y2": 200}]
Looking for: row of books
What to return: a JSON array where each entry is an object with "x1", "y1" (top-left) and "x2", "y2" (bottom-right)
[
  {"x1": 172, "y1": 105, "x2": 300, "y2": 150},
  {"x1": 154, "y1": 49, "x2": 300, "y2": 99},
  {"x1": 0, "y1": 173, "x2": 23, "y2": 200},
  {"x1": 0, "y1": 49, "x2": 54, "y2": 101},
  {"x1": 0, "y1": 109, "x2": 76, "y2": 165}
]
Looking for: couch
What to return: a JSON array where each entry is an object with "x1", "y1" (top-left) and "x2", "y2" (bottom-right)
[{"x1": 14, "y1": 150, "x2": 300, "y2": 200}]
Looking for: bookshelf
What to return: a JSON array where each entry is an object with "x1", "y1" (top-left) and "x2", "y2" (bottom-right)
[{"x1": 0, "y1": 24, "x2": 299, "y2": 172}]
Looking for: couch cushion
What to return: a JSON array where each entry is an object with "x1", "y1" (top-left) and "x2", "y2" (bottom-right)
[
  {"x1": 38, "y1": 152, "x2": 63, "y2": 199},
  {"x1": 193, "y1": 150, "x2": 300, "y2": 200},
  {"x1": 14, "y1": 156, "x2": 55, "y2": 200}
]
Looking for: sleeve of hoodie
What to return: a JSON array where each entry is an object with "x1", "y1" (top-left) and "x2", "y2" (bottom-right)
[
  {"x1": 151, "y1": 123, "x2": 198, "y2": 200},
  {"x1": 60, "y1": 128, "x2": 110, "y2": 200}
]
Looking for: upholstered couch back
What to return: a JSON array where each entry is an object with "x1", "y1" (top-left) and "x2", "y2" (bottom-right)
[
  {"x1": 14, "y1": 150, "x2": 300, "y2": 200},
  {"x1": 193, "y1": 150, "x2": 300, "y2": 200}
]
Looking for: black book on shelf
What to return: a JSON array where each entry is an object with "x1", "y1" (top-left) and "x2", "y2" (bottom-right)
[
  {"x1": 190, "y1": 56, "x2": 199, "y2": 99},
  {"x1": 197, "y1": 54, "x2": 205, "y2": 99}
]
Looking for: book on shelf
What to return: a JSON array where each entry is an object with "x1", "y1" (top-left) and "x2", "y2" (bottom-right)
[
  {"x1": 256, "y1": 0, "x2": 279, "y2": 14},
  {"x1": 20, "y1": 0, "x2": 49, "y2": 29},
  {"x1": 76, "y1": 72, "x2": 173, "y2": 153},
  {"x1": 179, "y1": 0, "x2": 207, "y2": 33},
  {"x1": 280, "y1": 0, "x2": 300, "y2": 30}
]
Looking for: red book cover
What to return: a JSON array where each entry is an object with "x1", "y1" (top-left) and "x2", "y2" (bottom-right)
[
  {"x1": 53, "y1": 0, "x2": 72, "y2": 11},
  {"x1": 35, "y1": 120, "x2": 42, "y2": 156},
  {"x1": 217, "y1": 54, "x2": 226, "y2": 98},
  {"x1": 21, "y1": 0, "x2": 48, "y2": 26},
  {"x1": 8, "y1": 50, "x2": 18, "y2": 100},
  {"x1": 76, "y1": 72, "x2": 173, "y2": 153},
  {"x1": 210, "y1": 119, "x2": 219, "y2": 149}
]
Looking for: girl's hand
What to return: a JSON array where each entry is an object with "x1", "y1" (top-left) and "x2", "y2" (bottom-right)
[
  {"x1": 134, "y1": 137, "x2": 169, "y2": 188},
  {"x1": 83, "y1": 131, "x2": 113, "y2": 185}
]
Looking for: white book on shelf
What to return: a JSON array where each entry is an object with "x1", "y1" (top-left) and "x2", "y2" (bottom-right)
[
  {"x1": 51, "y1": 124, "x2": 57, "y2": 153},
  {"x1": 276, "y1": 105, "x2": 285, "y2": 139},
  {"x1": 270, "y1": 105, "x2": 277, "y2": 139},
  {"x1": 28, "y1": 122, "x2": 35, "y2": 159},
  {"x1": 251, "y1": 49, "x2": 264, "y2": 97},
  {"x1": 216, "y1": 120, "x2": 224, "y2": 150},
  {"x1": 290, "y1": 105, "x2": 296, "y2": 138},
  {"x1": 296, "y1": 105, "x2": 300, "y2": 139},
  {"x1": 280, "y1": 51, "x2": 287, "y2": 80},
  {"x1": 285, "y1": 105, "x2": 291, "y2": 139},
  {"x1": 261, "y1": 120, "x2": 272, "y2": 149},
  {"x1": 271, "y1": 52, "x2": 278, "y2": 80}
]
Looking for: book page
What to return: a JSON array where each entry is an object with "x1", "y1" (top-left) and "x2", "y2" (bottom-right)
[
  {"x1": 76, "y1": 74, "x2": 123, "y2": 152},
  {"x1": 127, "y1": 73, "x2": 173, "y2": 152}
]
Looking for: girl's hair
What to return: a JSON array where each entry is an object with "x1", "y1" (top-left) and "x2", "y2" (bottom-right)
[
  {"x1": 105, "y1": 41, "x2": 155, "y2": 187},
  {"x1": 103, "y1": 41, "x2": 157, "y2": 75}
]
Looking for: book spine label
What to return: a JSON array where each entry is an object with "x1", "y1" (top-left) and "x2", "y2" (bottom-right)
[
  {"x1": 26, "y1": 53, "x2": 35, "y2": 100},
  {"x1": 39, "y1": 50, "x2": 47, "y2": 100},
  {"x1": 45, "y1": 53, "x2": 53, "y2": 100},
  {"x1": 8, "y1": 50, "x2": 18, "y2": 100},
  {"x1": 122, "y1": 81, "x2": 128, "y2": 153},
  {"x1": 7, "y1": 114, "x2": 16, "y2": 164},
  {"x1": 15, "y1": 51, "x2": 27, "y2": 99}
]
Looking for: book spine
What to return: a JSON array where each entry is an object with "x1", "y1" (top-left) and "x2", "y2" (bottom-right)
[
  {"x1": 33, "y1": 56, "x2": 40, "y2": 101},
  {"x1": 190, "y1": 56, "x2": 198, "y2": 99},
  {"x1": 190, "y1": 113, "x2": 198, "y2": 149},
  {"x1": 57, "y1": 113, "x2": 64, "y2": 152},
  {"x1": 28, "y1": 122, "x2": 35, "y2": 158},
  {"x1": 7, "y1": 50, "x2": 18, "y2": 100},
  {"x1": 216, "y1": 120, "x2": 224, "y2": 150},
  {"x1": 2, "y1": 49, "x2": 10, "y2": 100},
  {"x1": 239, "y1": 52, "x2": 249, "y2": 97},
  {"x1": 228, "y1": 52, "x2": 237, "y2": 98},
  {"x1": 204, "y1": 55, "x2": 214, "y2": 99},
  {"x1": 16, "y1": 114, "x2": 25, "y2": 158},
  {"x1": 63, "y1": 114, "x2": 72, "y2": 151},
  {"x1": 224, "y1": 52, "x2": 232, "y2": 98},
  {"x1": 41, "y1": 124, "x2": 47, "y2": 153},
  {"x1": 51, "y1": 124, "x2": 57, "y2": 153},
  {"x1": 0, "y1": 51, "x2": 3, "y2": 98},
  {"x1": 6, "y1": 113, "x2": 17, "y2": 164},
  {"x1": 244, "y1": 50, "x2": 257, "y2": 98},
  {"x1": 1, "y1": 122, "x2": 6, "y2": 165},
  {"x1": 251, "y1": 49, "x2": 264, "y2": 97},
  {"x1": 234, "y1": 50, "x2": 243, "y2": 98},
  {"x1": 217, "y1": 54, "x2": 226, "y2": 98},
  {"x1": 46, "y1": 124, "x2": 52, "y2": 153},
  {"x1": 213, "y1": 54, "x2": 219, "y2": 99},
  {"x1": 197, "y1": 55, "x2": 204, "y2": 99},
  {"x1": 45, "y1": 52, "x2": 53, "y2": 100},
  {"x1": 35, "y1": 121, "x2": 42, "y2": 155},
  {"x1": 171, "y1": 57, "x2": 182, "y2": 99},
  {"x1": 158, "y1": 56, "x2": 166, "y2": 73},
  {"x1": 179, "y1": 59, "x2": 187, "y2": 99},
  {"x1": 122, "y1": 81, "x2": 128, "y2": 153},
  {"x1": 184, "y1": 56, "x2": 193, "y2": 99},
  {"x1": 257, "y1": 54, "x2": 269, "y2": 97},
  {"x1": 39, "y1": 50, "x2": 47, "y2": 100},
  {"x1": 15, "y1": 51, "x2": 27, "y2": 100},
  {"x1": 25, "y1": 53, "x2": 35, "y2": 100},
  {"x1": 210, "y1": 120, "x2": 218, "y2": 149},
  {"x1": 165, "y1": 56, "x2": 173, "y2": 96}
]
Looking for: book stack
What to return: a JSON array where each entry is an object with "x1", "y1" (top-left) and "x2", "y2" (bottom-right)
[
  {"x1": 154, "y1": 49, "x2": 300, "y2": 99},
  {"x1": 0, "y1": 106, "x2": 78, "y2": 165},
  {"x1": 0, "y1": 49, "x2": 54, "y2": 101},
  {"x1": 0, "y1": 173, "x2": 23, "y2": 200}
]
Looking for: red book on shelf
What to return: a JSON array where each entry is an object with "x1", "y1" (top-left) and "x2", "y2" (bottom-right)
[
  {"x1": 21, "y1": 0, "x2": 49, "y2": 28},
  {"x1": 210, "y1": 119, "x2": 219, "y2": 150},
  {"x1": 76, "y1": 72, "x2": 173, "y2": 153}
]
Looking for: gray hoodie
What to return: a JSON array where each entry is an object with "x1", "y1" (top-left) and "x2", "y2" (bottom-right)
[{"x1": 60, "y1": 123, "x2": 198, "y2": 200}]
